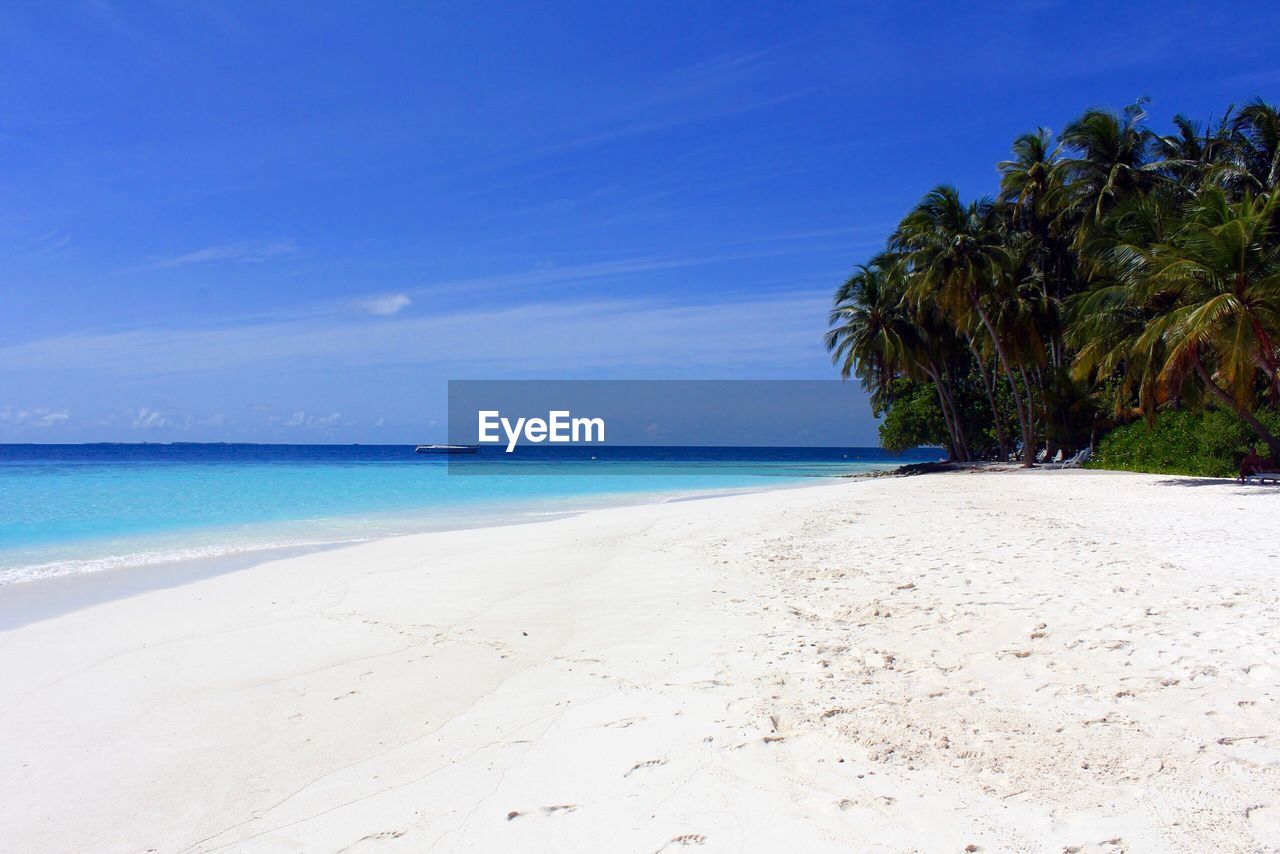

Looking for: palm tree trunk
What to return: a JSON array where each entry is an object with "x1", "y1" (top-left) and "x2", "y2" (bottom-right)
[
  {"x1": 1247, "y1": 316, "x2": 1280, "y2": 385},
  {"x1": 1193, "y1": 354, "x2": 1280, "y2": 458},
  {"x1": 974, "y1": 301, "x2": 1035, "y2": 466},
  {"x1": 1252, "y1": 352, "x2": 1280, "y2": 401},
  {"x1": 1049, "y1": 246, "x2": 1068, "y2": 370},
  {"x1": 934, "y1": 382, "x2": 963, "y2": 461},
  {"x1": 919, "y1": 361, "x2": 963, "y2": 461},
  {"x1": 1020, "y1": 367, "x2": 1037, "y2": 456},
  {"x1": 967, "y1": 337, "x2": 1008, "y2": 458},
  {"x1": 941, "y1": 365, "x2": 971, "y2": 461}
]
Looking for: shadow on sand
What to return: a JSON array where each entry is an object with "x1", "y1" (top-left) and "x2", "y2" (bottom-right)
[{"x1": 1154, "y1": 476, "x2": 1280, "y2": 491}]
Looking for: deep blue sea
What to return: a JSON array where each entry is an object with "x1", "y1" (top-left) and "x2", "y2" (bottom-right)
[{"x1": 0, "y1": 444, "x2": 939, "y2": 584}]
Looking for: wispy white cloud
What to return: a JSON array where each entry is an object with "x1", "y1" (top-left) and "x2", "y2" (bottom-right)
[
  {"x1": 0, "y1": 406, "x2": 70, "y2": 427},
  {"x1": 355, "y1": 293, "x2": 412, "y2": 316},
  {"x1": 271, "y1": 410, "x2": 343, "y2": 430},
  {"x1": 17, "y1": 229, "x2": 73, "y2": 254},
  {"x1": 143, "y1": 239, "x2": 297, "y2": 270},
  {"x1": 131, "y1": 407, "x2": 171, "y2": 429},
  {"x1": 400, "y1": 247, "x2": 835, "y2": 304},
  {"x1": 248, "y1": 249, "x2": 827, "y2": 326},
  {"x1": 93, "y1": 408, "x2": 230, "y2": 433},
  {"x1": 533, "y1": 41, "x2": 813, "y2": 153},
  {"x1": 0, "y1": 293, "x2": 829, "y2": 379}
]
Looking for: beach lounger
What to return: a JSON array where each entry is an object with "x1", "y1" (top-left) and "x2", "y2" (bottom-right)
[{"x1": 1044, "y1": 448, "x2": 1090, "y2": 469}]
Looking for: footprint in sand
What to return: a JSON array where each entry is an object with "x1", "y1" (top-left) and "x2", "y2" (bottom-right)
[
  {"x1": 540, "y1": 804, "x2": 579, "y2": 816},
  {"x1": 656, "y1": 834, "x2": 707, "y2": 851},
  {"x1": 624, "y1": 759, "x2": 667, "y2": 777}
]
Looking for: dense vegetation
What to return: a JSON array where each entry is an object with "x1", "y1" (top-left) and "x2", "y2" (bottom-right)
[
  {"x1": 1091, "y1": 408, "x2": 1280, "y2": 478},
  {"x1": 827, "y1": 98, "x2": 1280, "y2": 474}
]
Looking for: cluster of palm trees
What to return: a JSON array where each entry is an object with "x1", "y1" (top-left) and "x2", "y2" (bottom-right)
[{"x1": 827, "y1": 98, "x2": 1280, "y2": 466}]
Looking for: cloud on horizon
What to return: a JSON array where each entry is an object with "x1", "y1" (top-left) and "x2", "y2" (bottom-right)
[
  {"x1": 274, "y1": 410, "x2": 343, "y2": 430},
  {"x1": 0, "y1": 292, "x2": 864, "y2": 442},
  {"x1": 130, "y1": 407, "x2": 171, "y2": 430},
  {"x1": 0, "y1": 406, "x2": 71, "y2": 428}
]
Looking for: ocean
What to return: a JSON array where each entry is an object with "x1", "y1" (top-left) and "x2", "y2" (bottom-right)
[{"x1": 0, "y1": 444, "x2": 939, "y2": 584}]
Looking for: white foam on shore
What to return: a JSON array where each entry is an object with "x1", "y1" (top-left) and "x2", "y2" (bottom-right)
[{"x1": 0, "y1": 537, "x2": 371, "y2": 586}]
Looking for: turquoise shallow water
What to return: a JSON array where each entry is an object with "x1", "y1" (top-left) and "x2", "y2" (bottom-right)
[{"x1": 0, "y1": 444, "x2": 938, "y2": 583}]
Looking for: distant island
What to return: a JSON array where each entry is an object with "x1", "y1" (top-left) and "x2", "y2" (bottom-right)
[{"x1": 827, "y1": 98, "x2": 1280, "y2": 478}]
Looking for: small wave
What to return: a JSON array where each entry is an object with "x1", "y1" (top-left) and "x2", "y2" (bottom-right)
[{"x1": 0, "y1": 536, "x2": 370, "y2": 586}]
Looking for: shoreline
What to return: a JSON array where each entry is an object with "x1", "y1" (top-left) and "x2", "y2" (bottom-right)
[
  {"x1": 0, "y1": 464, "x2": 1170, "y2": 632},
  {"x1": 3, "y1": 470, "x2": 1277, "y2": 850},
  {"x1": 1, "y1": 446, "x2": 935, "y2": 595},
  {"x1": 0, "y1": 475, "x2": 845, "y2": 630}
]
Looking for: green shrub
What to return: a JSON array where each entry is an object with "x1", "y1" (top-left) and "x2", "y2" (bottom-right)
[
  {"x1": 1089, "y1": 407, "x2": 1280, "y2": 477},
  {"x1": 877, "y1": 381, "x2": 949, "y2": 453}
]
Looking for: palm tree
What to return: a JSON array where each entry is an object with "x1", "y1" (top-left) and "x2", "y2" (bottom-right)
[
  {"x1": 826, "y1": 255, "x2": 972, "y2": 459},
  {"x1": 1055, "y1": 100, "x2": 1162, "y2": 237},
  {"x1": 891, "y1": 186, "x2": 1038, "y2": 465},
  {"x1": 1070, "y1": 192, "x2": 1179, "y2": 419},
  {"x1": 1232, "y1": 99, "x2": 1280, "y2": 193},
  {"x1": 998, "y1": 134, "x2": 1077, "y2": 369},
  {"x1": 1153, "y1": 110, "x2": 1239, "y2": 195},
  {"x1": 999, "y1": 128, "x2": 1060, "y2": 229},
  {"x1": 826, "y1": 259, "x2": 913, "y2": 408},
  {"x1": 1120, "y1": 188, "x2": 1280, "y2": 455},
  {"x1": 990, "y1": 234, "x2": 1057, "y2": 453}
]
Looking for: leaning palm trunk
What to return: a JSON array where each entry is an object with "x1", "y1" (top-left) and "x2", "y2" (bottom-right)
[
  {"x1": 942, "y1": 364, "x2": 972, "y2": 460},
  {"x1": 1192, "y1": 353, "x2": 1280, "y2": 459},
  {"x1": 1253, "y1": 352, "x2": 1280, "y2": 401},
  {"x1": 967, "y1": 337, "x2": 1008, "y2": 458},
  {"x1": 1246, "y1": 315, "x2": 1280, "y2": 384},
  {"x1": 931, "y1": 379, "x2": 962, "y2": 460},
  {"x1": 974, "y1": 301, "x2": 1035, "y2": 465},
  {"x1": 918, "y1": 360, "x2": 966, "y2": 461}
]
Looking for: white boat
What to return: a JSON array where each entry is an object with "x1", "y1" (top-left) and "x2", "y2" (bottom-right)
[{"x1": 414, "y1": 444, "x2": 480, "y2": 454}]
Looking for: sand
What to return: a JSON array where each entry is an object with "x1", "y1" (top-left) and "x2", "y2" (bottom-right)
[{"x1": 2, "y1": 470, "x2": 1278, "y2": 852}]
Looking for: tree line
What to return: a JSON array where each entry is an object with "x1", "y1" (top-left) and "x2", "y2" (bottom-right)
[{"x1": 826, "y1": 98, "x2": 1280, "y2": 466}]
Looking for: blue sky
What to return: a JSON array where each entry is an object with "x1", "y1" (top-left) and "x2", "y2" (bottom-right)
[{"x1": 3, "y1": 2, "x2": 1278, "y2": 443}]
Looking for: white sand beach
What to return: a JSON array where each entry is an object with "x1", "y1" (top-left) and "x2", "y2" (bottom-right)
[{"x1": 2, "y1": 471, "x2": 1279, "y2": 852}]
